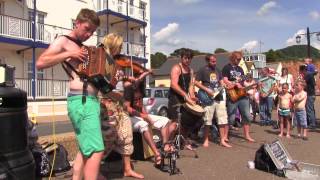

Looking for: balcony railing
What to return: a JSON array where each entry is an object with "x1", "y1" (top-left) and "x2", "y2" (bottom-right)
[
  {"x1": 96, "y1": 0, "x2": 147, "y2": 22},
  {"x1": 0, "y1": 14, "x2": 32, "y2": 40},
  {"x1": 0, "y1": 14, "x2": 146, "y2": 58},
  {"x1": 16, "y1": 78, "x2": 69, "y2": 99},
  {"x1": 0, "y1": 14, "x2": 98, "y2": 46}
]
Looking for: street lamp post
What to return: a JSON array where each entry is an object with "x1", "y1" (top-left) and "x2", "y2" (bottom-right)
[{"x1": 296, "y1": 27, "x2": 320, "y2": 58}]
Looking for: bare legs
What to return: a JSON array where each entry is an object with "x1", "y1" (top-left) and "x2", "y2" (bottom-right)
[
  {"x1": 142, "y1": 129, "x2": 161, "y2": 164},
  {"x1": 219, "y1": 125, "x2": 232, "y2": 147},
  {"x1": 123, "y1": 155, "x2": 144, "y2": 179},
  {"x1": 202, "y1": 125, "x2": 210, "y2": 147},
  {"x1": 278, "y1": 116, "x2": 291, "y2": 138},
  {"x1": 243, "y1": 124, "x2": 255, "y2": 142},
  {"x1": 72, "y1": 151, "x2": 104, "y2": 180}
]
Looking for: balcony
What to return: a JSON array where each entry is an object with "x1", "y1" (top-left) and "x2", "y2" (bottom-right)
[
  {"x1": 16, "y1": 78, "x2": 69, "y2": 99},
  {"x1": 0, "y1": 14, "x2": 99, "y2": 47},
  {"x1": 96, "y1": 0, "x2": 147, "y2": 22},
  {"x1": 0, "y1": 14, "x2": 146, "y2": 58}
]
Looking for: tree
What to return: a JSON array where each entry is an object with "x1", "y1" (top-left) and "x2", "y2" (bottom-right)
[
  {"x1": 151, "y1": 52, "x2": 167, "y2": 69},
  {"x1": 214, "y1": 48, "x2": 228, "y2": 54},
  {"x1": 265, "y1": 49, "x2": 277, "y2": 62},
  {"x1": 169, "y1": 48, "x2": 205, "y2": 57}
]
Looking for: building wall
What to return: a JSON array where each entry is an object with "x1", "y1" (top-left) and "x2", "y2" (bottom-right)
[
  {"x1": 0, "y1": 48, "x2": 25, "y2": 78},
  {"x1": 1, "y1": 0, "x2": 151, "y2": 79},
  {"x1": 155, "y1": 76, "x2": 170, "y2": 87}
]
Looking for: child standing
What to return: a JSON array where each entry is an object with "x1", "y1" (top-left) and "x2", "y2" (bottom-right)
[
  {"x1": 292, "y1": 80, "x2": 308, "y2": 140},
  {"x1": 277, "y1": 83, "x2": 293, "y2": 138}
]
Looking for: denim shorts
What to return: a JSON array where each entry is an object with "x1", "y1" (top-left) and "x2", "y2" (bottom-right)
[{"x1": 295, "y1": 109, "x2": 307, "y2": 128}]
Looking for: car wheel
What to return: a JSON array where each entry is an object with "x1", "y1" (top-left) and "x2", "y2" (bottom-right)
[{"x1": 158, "y1": 107, "x2": 168, "y2": 117}]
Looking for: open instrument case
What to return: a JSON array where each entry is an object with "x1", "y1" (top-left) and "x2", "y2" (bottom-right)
[{"x1": 264, "y1": 140, "x2": 320, "y2": 180}]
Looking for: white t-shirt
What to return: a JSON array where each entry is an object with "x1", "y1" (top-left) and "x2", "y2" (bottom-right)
[{"x1": 278, "y1": 74, "x2": 293, "y2": 92}]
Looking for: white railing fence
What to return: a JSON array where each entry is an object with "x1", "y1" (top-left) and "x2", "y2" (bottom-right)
[
  {"x1": 96, "y1": 0, "x2": 146, "y2": 21},
  {"x1": 16, "y1": 78, "x2": 69, "y2": 99},
  {"x1": 0, "y1": 15, "x2": 32, "y2": 40}
]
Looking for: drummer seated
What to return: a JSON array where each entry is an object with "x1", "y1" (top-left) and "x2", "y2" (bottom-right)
[{"x1": 123, "y1": 72, "x2": 172, "y2": 166}]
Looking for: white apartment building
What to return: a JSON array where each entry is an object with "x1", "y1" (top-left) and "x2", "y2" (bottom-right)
[{"x1": 0, "y1": 0, "x2": 150, "y2": 118}]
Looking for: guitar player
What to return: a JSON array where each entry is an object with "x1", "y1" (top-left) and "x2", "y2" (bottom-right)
[
  {"x1": 194, "y1": 54, "x2": 231, "y2": 148},
  {"x1": 222, "y1": 51, "x2": 255, "y2": 142}
]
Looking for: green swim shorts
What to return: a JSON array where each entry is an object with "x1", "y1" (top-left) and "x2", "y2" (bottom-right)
[{"x1": 67, "y1": 95, "x2": 104, "y2": 157}]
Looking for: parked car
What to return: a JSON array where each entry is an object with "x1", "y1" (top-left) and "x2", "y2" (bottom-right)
[{"x1": 143, "y1": 87, "x2": 169, "y2": 117}]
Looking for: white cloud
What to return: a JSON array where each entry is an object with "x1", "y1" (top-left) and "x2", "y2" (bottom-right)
[
  {"x1": 257, "y1": 1, "x2": 277, "y2": 16},
  {"x1": 153, "y1": 23, "x2": 185, "y2": 47},
  {"x1": 174, "y1": 0, "x2": 202, "y2": 4},
  {"x1": 240, "y1": 40, "x2": 259, "y2": 51},
  {"x1": 286, "y1": 29, "x2": 306, "y2": 46},
  {"x1": 153, "y1": 23, "x2": 179, "y2": 41},
  {"x1": 310, "y1": 11, "x2": 320, "y2": 20}
]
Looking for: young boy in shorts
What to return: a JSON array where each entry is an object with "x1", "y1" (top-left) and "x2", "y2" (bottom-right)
[
  {"x1": 292, "y1": 80, "x2": 308, "y2": 140},
  {"x1": 277, "y1": 83, "x2": 293, "y2": 138}
]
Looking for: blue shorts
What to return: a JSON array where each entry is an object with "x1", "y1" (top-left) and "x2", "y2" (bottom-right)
[{"x1": 295, "y1": 109, "x2": 307, "y2": 128}]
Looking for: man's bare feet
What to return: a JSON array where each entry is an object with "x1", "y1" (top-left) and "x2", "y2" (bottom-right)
[
  {"x1": 286, "y1": 134, "x2": 291, "y2": 138},
  {"x1": 278, "y1": 133, "x2": 283, "y2": 137},
  {"x1": 245, "y1": 137, "x2": 255, "y2": 142},
  {"x1": 124, "y1": 169, "x2": 144, "y2": 179},
  {"x1": 203, "y1": 140, "x2": 209, "y2": 147},
  {"x1": 220, "y1": 140, "x2": 232, "y2": 148}
]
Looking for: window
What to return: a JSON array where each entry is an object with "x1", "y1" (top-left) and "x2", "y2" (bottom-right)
[
  {"x1": 154, "y1": 90, "x2": 163, "y2": 98},
  {"x1": 28, "y1": 10, "x2": 45, "y2": 23},
  {"x1": 28, "y1": 62, "x2": 44, "y2": 79},
  {"x1": 0, "y1": 57, "x2": 4, "y2": 64},
  {"x1": 145, "y1": 89, "x2": 151, "y2": 97},
  {"x1": 163, "y1": 90, "x2": 169, "y2": 98},
  {"x1": 71, "y1": 19, "x2": 76, "y2": 29},
  {"x1": 0, "y1": 1, "x2": 4, "y2": 14},
  {"x1": 130, "y1": 0, "x2": 134, "y2": 5},
  {"x1": 139, "y1": 1, "x2": 146, "y2": 9},
  {"x1": 139, "y1": 1, "x2": 146, "y2": 19}
]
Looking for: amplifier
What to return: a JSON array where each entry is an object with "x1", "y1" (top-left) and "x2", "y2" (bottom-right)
[{"x1": 0, "y1": 64, "x2": 15, "y2": 87}]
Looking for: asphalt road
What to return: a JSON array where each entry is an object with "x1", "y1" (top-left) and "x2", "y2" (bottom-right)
[
  {"x1": 37, "y1": 121, "x2": 73, "y2": 136},
  {"x1": 48, "y1": 97, "x2": 320, "y2": 180}
]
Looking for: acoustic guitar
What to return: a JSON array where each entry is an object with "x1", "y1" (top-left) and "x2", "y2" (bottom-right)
[
  {"x1": 197, "y1": 86, "x2": 224, "y2": 105},
  {"x1": 226, "y1": 76, "x2": 270, "y2": 102}
]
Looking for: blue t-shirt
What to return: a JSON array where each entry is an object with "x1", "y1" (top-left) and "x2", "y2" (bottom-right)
[{"x1": 306, "y1": 64, "x2": 316, "y2": 73}]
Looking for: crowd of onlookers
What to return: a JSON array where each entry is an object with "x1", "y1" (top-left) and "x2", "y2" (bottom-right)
[{"x1": 242, "y1": 58, "x2": 318, "y2": 140}]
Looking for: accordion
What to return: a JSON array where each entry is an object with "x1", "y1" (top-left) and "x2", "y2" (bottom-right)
[
  {"x1": 76, "y1": 46, "x2": 120, "y2": 94},
  {"x1": 79, "y1": 46, "x2": 106, "y2": 77}
]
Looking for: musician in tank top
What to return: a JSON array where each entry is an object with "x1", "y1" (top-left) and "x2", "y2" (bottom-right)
[
  {"x1": 222, "y1": 51, "x2": 255, "y2": 142},
  {"x1": 167, "y1": 49, "x2": 197, "y2": 139}
]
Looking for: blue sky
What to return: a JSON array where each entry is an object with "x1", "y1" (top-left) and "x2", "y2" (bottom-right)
[{"x1": 151, "y1": 0, "x2": 320, "y2": 55}]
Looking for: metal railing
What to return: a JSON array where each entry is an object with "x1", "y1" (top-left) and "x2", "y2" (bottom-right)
[
  {"x1": 96, "y1": 0, "x2": 146, "y2": 22},
  {"x1": 15, "y1": 78, "x2": 69, "y2": 99},
  {"x1": 0, "y1": 14, "x2": 146, "y2": 57},
  {"x1": 0, "y1": 14, "x2": 32, "y2": 40}
]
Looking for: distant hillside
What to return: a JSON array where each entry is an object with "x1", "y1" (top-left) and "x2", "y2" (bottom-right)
[{"x1": 265, "y1": 45, "x2": 320, "y2": 61}]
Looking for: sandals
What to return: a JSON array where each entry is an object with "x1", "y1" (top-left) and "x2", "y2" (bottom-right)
[
  {"x1": 154, "y1": 154, "x2": 162, "y2": 166},
  {"x1": 163, "y1": 143, "x2": 175, "y2": 153}
]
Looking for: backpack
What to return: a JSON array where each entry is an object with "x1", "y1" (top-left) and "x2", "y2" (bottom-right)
[
  {"x1": 47, "y1": 144, "x2": 71, "y2": 174},
  {"x1": 32, "y1": 147, "x2": 51, "y2": 177},
  {"x1": 254, "y1": 145, "x2": 285, "y2": 177}
]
